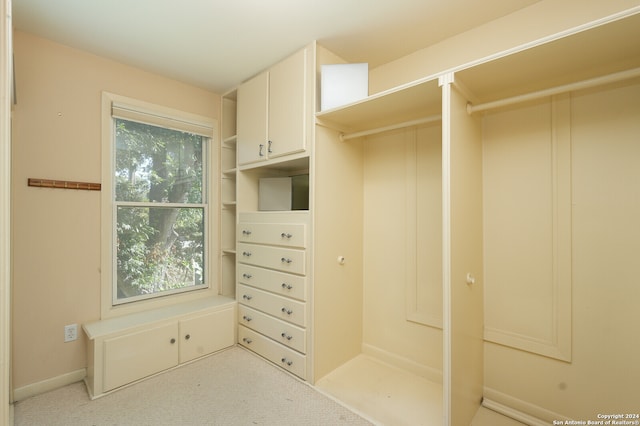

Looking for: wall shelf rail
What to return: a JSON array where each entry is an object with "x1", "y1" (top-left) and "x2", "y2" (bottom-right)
[{"x1": 28, "y1": 178, "x2": 101, "y2": 191}]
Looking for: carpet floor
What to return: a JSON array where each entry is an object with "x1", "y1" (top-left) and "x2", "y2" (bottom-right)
[{"x1": 13, "y1": 346, "x2": 373, "y2": 426}]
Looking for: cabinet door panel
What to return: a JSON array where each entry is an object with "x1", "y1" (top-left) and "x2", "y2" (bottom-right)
[
  {"x1": 238, "y1": 71, "x2": 268, "y2": 165},
  {"x1": 103, "y1": 323, "x2": 178, "y2": 392},
  {"x1": 268, "y1": 48, "x2": 306, "y2": 158},
  {"x1": 179, "y1": 307, "x2": 235, "y2": 363}
]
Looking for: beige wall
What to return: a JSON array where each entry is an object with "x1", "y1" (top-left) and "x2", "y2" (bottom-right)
[{"x1": 11, "y1": 31, "x2": 219, "y2": 392}]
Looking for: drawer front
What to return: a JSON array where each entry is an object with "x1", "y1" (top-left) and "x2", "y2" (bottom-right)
[
  {"x1": 238, "y1": 264, "x2": 306, "y2": 301},
  {"x1": 238, "y1": 243, "x2": 305, "y2": 275},
  {"x1": 238, "y1": 326, "x2": 306, "y2": 379},
  {"x1": 238, "y1": 305, "x2": 306, "y2": 353},
  {"x1": 237, "y1": 222, "x2": 306, "y2": 248},
  {"x1": 237, "y1": 284, "x2": 306, "y2": 327}
]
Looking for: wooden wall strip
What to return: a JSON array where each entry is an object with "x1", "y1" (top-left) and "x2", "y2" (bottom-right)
[{"x1": 28, "y1": 178, "x2": 101, "y2": 191}]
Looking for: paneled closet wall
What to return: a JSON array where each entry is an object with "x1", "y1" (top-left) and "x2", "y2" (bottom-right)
[
  {"x1": 481, "y1": 79, "x2": 640, "y2": 420},
  {"x1": 362, "y1": 124, "x2": 443, "y2": 381}
]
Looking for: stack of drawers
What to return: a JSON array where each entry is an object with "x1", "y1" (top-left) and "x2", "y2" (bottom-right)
[{"x1": 236, "y1": 212, "x2": 309, "y2": 379}]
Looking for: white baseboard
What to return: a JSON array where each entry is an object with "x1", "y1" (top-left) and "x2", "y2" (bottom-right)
[
  {"x1": 12, "y1": 369, "x2": 86, "y2": 402},
  {"x1": 483, "y1": 387, "x2": 571, "y2": 426},
  {"x1": 361, "y1": 343, "x2": 443, "y2": 384}
]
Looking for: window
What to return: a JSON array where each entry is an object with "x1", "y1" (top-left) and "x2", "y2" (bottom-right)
[{"x1": 102, "y1": 93, "x2": 217, "y2": 312}]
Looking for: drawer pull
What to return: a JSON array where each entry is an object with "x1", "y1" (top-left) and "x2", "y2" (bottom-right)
[
  {"x1": 242, "y1": 229, "x2": 252, "y2": 235},
  {"x1": 281, "y1": 307, "x2": 293, "y2": 316},
  {"x1": 242, "y1": 337, "x2": 252, "y2": 344},
  {"x1": 170, "y1": 338, "x2": 176, "y2": 344},
  {"x1": 281, "y1": 332, "x2": 293, "y2": 341},
  {"x1": 281, "y1": 283, "x2": 293, "y2": 290},
  {"x1": 242, "y1": 315, "x2": 253, "y2": 322},
  {"x1": 242, "y1": 294, "x2": 253, "y2": 301},
  {"x1": 281, "y1": 257, "x2": 293, "y2": 264},
  {"x1": 281, "y1": 232, "x2": 293, "y2": 239},
  {"x1": 281, "y1": 357, "x2": 293, "y2": 366},
  {"x1": 242, "y1": 251, "x2": 252, "y2": 257},
  {"x1": 184, "y1": 334, "x2": 191, "y2": 340},
  {"x1": 242, "y1": 273, "x2": 253, "y2": 279}
]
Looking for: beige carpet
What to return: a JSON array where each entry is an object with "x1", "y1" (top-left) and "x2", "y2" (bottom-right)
[{"x1": 13, "y1": 346, "x2": 373, "y2": 426}]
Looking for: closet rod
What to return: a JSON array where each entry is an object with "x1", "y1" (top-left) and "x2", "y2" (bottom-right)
[
  {"x1": 340, "y1": 115, "x2": 442, "y2": 141},
  {"x1": 467, "y1": 67, "x2": 640, "y2": 114}
]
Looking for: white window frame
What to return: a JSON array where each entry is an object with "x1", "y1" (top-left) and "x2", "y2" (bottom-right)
[{"x1": 101, "y1": 92, "x2": 219, "y2": 319}]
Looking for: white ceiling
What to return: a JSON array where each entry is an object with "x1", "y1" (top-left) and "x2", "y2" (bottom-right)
[{"x1": 12, "y1": 0, "x2": 539, "y2": 93}]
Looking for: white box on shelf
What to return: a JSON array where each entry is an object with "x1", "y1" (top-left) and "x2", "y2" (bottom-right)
[
  {"x1": 259, "y1": 177, "x2": 292, "y2": 211},
  {"x1": 321, "y1": 63, "x2": 368, "y2": 111}
]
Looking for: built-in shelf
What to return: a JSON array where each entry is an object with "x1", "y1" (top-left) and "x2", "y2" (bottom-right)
[
  {"x1": 316, "y1": 76, "x2": 442, "y2": 135},
  {"x1": 223, "y1": 135, "x2": 237, "y2": 145},
  {"x1": 456, "y1": 11, "x2": 640, "y2": 108}
]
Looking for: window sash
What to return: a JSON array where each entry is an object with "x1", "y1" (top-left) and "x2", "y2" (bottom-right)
[{"x1": 110, "y1": 107, "x2": 211, "y2": 306}]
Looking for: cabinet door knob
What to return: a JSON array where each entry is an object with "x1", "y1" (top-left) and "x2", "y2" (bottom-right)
[
  {"x1": 281, "y1": 283, "x2": 293, "y2": 290},
  {"x1": 281, "y1": 307, "x2": 293, "y2": 315},
  {"x1": 281, "y1": 257, "x2": 292, "y2": 264},
  {"x1": 170, "y1": 338, "x2": 176, "y2": 344},
  {"x1": 281, "y1": 232, "x2": 293, "y2": 239},
  {"x1": 281, "y1": 357, "x2": 293, "y2": 366},
  {"x1": 184, "y1": 334, "x2": 191, "y2": 340},
  {"x1": 281, "y1": 332, "x2": 293, "y2": 341}
]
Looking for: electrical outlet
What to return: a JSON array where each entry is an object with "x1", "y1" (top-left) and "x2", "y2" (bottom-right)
[{"x1": 64, "y1": 324, "x2": 78, "y2": 342}]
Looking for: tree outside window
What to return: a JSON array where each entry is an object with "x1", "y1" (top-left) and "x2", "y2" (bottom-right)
[{"x1": 114, "y1": 118, "x2": 208, "y2": 303}]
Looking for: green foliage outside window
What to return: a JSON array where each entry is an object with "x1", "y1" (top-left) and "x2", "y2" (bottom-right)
[{"x1": 114, "y1": 118, "x2": 207, "y2": 301}]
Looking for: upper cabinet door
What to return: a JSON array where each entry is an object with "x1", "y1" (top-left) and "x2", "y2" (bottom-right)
[
  {"x1": 238, "y1": 71, "x2": 269, "y2": 165},
  {"x1": 237, "y1": 47, "x2": 307, "y2": 166},
  {"x1": 268, "y1": 48, "x2": 306, "y2": 159}
]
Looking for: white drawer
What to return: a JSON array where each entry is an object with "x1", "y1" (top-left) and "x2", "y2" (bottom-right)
[
  {"x1": 239, "y1": 325, "x2": 306, "y2": 379},
  {"x1": 237, "y1": 222, "x2": 306, "y2": 248},
  {"x1": 238, "y1": 264, "x2": 306, "y2": 301},
  {"x1": 237, "y1": 284, "x2": 306, "y2": 327},
  {"x1": 238, "y1": 305, "x2": 306, "y2": 353},
  {"x1": 238, "y1": 243, "x2": 305, "y2": 275}
]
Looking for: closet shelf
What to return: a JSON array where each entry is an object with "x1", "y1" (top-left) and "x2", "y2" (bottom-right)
[
  {"x1": 455, "y1": 12, "x2": 640, "y2": 107},
  {"x1": 316, "y1": 76, "x2": 442, "y2": 135}
]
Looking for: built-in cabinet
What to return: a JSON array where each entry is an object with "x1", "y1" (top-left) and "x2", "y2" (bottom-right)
[
  {"x1": 83, "y1": 297, "x2": 236, "y2": 399},
  {"x1": 237, "y1": 212, "x2": 310, "y2": 379},
  {"x1": 237, "y1": 48, "x2": 308, "y2": 165},
  {"x1": 223, "y1": 11, "x2": 640, "y2": 425}
]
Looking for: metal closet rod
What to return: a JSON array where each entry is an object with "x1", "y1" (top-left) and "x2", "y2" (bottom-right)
[
  {"x1": 467, "y1": 66, "x2": 640, "y2": 114},
  {"x1": 340, "y1": 115, "x2": 442, "y2": 141}
]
